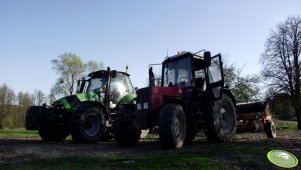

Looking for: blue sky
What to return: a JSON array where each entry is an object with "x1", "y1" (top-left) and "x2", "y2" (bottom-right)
[{"x1": 0, "y1": 0, "x2": 300, "y2": 95}]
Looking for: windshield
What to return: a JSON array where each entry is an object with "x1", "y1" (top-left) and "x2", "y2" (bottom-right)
[
  {"x1": 110, "y1": 73, "x2": 135, "y2": 103},
  {"x1": 86, "y1": 77, "x2": 107, "y2": 92},
  {"x1": 163, "y1": 57, "x2": 192, "y2": 87}
]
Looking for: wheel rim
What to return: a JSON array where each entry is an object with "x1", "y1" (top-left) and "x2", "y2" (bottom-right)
[
  {"x1": 219, "y1": 104, "x2": 234, "y2": 134},
  {"x1": 83, "y1": 113, "x2": 101, "y2": 137},
  {"x1": 173, "y1": 116, "x2": 181, "y2": 137},
  {"x1": 271, "y1": 122, "x2": 276, "y2": 136}
]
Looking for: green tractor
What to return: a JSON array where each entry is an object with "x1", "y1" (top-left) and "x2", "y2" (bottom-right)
[{"x1": 25, "y1": 67, "x2": 138, "y2": 142}]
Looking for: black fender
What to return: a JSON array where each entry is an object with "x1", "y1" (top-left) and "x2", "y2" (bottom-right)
[{"x1": 223, "y1": 87, "x2": 236, "y2": 107}]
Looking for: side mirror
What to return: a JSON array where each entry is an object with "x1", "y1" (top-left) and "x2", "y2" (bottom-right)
[
  {"x1": 111, "y1": 70, "x2": 117, "y2": 78},
  {"x1": 204, "y1": 51, "x2": 211, "y2": 67}
]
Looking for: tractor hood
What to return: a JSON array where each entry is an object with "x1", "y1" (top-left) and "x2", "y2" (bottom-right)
[{"x1": 53, "y1": 92, "x2": 102, "y2": 112}]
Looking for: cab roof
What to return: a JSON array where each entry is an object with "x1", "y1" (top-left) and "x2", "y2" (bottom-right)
[
  {"x1": 163, "y1": 52, "x2": 204, "y2": 64},
  {"x1": 88, "y1": 70, "x2": 130, "y2": 78},
  {"x1": 163, "y1": 52, "x2": 193, "y2": 64}
]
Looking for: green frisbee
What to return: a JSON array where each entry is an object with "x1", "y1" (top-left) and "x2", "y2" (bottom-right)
[{"x1": 267, "y1": 150, "x2": 298, "y2": 168}]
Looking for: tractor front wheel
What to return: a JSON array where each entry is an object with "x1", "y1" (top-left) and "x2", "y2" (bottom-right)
[
  {"x1": 159, "y1": 103, "x2": 186, "y2": 149},
  {"x1": 70, "y1": 104, "x2": 105, "y2": 142},
  {"x1": 113, "y1": 104, "x2": 141, "y2": 146}
]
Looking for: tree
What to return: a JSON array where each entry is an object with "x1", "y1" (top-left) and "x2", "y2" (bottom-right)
[
  {"x1": 51, "y1": 53, "x2": 86, "y2": 98},
  {"x1": 86, "y1": 60, "x2": 104, "y2": 74},
  {"x1": 50, "y1": 53, "x2": 105, "y2": 100},
  {"x1": 48, "y1": 93, "x2": 56, "y2": 105},
  {"x1": 223, "y1": 60, "x2": 260, "y2": 103},
  {"x1": 0, "y1": 83, "x2": 16, "y2": 128},
  {"x1": 17, "y1": 92, "x2": 23, "y2": 127},
  {"x1": 32, "y1": 90, "x2": 46, "y2": 106},
  {"x1": 260, "y1": 16, "x2": 301, "y2": 129}
]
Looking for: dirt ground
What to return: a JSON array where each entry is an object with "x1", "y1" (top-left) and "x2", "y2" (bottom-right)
[{"x1": 0, "y1": 130, "x2": 300, "y2": 169}]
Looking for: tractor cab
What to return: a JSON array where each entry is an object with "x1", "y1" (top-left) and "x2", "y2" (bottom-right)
[
  {"x1": 162, "y1": 53, "x2": 193, "y2": 88},
  {"x1": 150, "y1": 51, "x2": 224, "y2": 98},
  {"x1": 77, "y1": 68, "x2": 135, "y2": 110}
]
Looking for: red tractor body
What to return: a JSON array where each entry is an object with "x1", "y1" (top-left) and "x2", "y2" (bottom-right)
[
  {"x1": 129, "y1": 51, "x2": 238, "y2": 148},
  {"x1": 133, "y1": 86, "x2": 186, "y2": 129}
]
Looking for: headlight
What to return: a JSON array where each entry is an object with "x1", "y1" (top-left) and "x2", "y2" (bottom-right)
[
  {"x1": 143, "y1": 102, "x2": 149, "y2": 109},
  {"x1": 54, "y1": 101, "x2": 64, "y2": 109},
  {"x1": 137, "y1": 103, "x2": 141, "y2": 110}
]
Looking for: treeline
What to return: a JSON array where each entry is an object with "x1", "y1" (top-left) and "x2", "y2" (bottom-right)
[
  {"x1": 0, "y1": 52, "x2": 105, "y2": 129},
  {"x1": 0, "y1": 83, "x2": 47, "y2": 129}
]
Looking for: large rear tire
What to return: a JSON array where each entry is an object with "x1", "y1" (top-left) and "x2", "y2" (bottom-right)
[
  {"x1": 39, "y1": 129, "x2": 69, "y2": 142},
  {"x1": 70, "y1": 104, "x2": 105, "y2": 142},
  {"x1": 205, "y1": 94, "x2": 236, "y2": 142},
  {"x1": 113, "y1": 104, "x2": 141, "y2": 146},
  {"x1": 159, "y1": 103, "x2": 186, "y2": 149}
]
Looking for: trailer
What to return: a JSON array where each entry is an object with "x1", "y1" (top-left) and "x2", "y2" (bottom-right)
[{"x1": 236, "y1": 100, "x2": 276, "y2": 138}]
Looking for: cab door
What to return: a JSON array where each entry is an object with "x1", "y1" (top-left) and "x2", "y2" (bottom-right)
[{"x1": 205, "y1": 54, "x2": 224, "y2": 99}]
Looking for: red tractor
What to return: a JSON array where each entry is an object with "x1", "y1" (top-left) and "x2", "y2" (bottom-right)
[{"x1": 114, "y1": 50, "x2": 237, "y2": 148}]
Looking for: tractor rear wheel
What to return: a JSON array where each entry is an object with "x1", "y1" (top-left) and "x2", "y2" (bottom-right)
[
  {"x1": 205, "y1": 94, "x2": 236, "y2": 142},
  {"x1": 113, "y1": 104, "x2": 141, "y2": 146},
  {"x1": 266, "y1": 121, "x2": 276, "y2": 138},
  {"x1": 38, "y1": 129, "x2": 69, "y2": 142},
  {"x1": 159, "y1": 103, "x2": 186, "y2": 149},
  {"x1": 70, "y1": 104, "x2": 105, "y2": 142}
]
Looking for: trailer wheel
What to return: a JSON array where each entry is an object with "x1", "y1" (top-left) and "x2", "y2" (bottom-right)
[
  {"x1": 70, "y1": 104, "x2": 105, "y2": 142},
  {"x1": 266, "y1": 121, "x2": 276, "y2": 138},
  {"x1": 159, "y1": 103, "x2": 186, "y2": 149},
  {"x1": 38, "y1": 129, "x2": 69, "y2": 142},
  {"x1": 205, "y1": 94, "x2": 236, "y2": 142},
  {"x1": 113, "y1": 104, "x2": 141, "y2": 146}
]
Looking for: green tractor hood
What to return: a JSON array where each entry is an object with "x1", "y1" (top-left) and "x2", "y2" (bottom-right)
[
  {"x1": 54, "y1": 92, "x2": 102, "y2": 112},
  {"x1": 54, "y1": 92, "x2": 136, "y2": 112},
  {"x1": 119, "y1": 93, "x2": 137, "y2": 105}
]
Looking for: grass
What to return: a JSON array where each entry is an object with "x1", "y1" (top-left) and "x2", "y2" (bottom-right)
[
  {"x1": 0, "y1": 129, "x2": 74, "y2": 140},
  {"x1": 273, "y1": 119, "x2": 298, "y2": 130},
  {"x1": 1, "y1": 154, "x2": 219, "y2": 170},
  {"x1": 0, "y1": 128, "x2": 39, "y2": 138}
]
